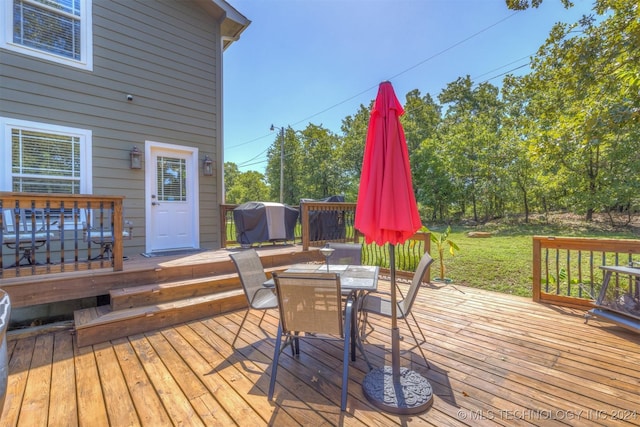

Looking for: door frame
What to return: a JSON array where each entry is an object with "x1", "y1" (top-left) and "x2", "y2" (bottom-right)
[{"x1": 144, "y1": 140, "x2": 200, "y2": 253}]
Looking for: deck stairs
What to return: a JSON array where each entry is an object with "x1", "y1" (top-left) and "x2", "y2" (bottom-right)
[{"x1": 74, "y1": 250, "x2": 320, "y2": 347}]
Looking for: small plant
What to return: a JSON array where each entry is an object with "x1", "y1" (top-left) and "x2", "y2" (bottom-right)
[{"x1": 424, "y1": 226, "x2": 460, "y2": 281}]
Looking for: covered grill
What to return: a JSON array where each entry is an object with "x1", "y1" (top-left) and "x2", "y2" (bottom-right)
[{"x1": 233, "y1": 202, "x2": 298, "y2": 246}]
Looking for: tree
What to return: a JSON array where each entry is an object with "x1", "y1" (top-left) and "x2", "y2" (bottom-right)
[
  {"x1": 505, "y1": 0, "x2": 573, "y2": 10},
  {"x1": 501, "y1": 75, "x2": 540, "y2": 222},
  {"x1": 225, "y1": 170, "x2": 270, "y2": 204},
  {"x1": 402, "y1": 89, "x2": 443, "y2": 206},
  {"x1": 340, "y1": 103, "x2": 371, "y2": 200},
  {"x1": 521, "y1": 1, "x2": 640, "y2": 220},
  {"x1": 438, "y1": 76, "x2": 505, "y2": 222},
  {"x1": 223, "y1": 162, "x2": 240, "y2": 201},
  {"x1": 265, "y1": 126, "x2": 304, "y2": 205},
  {"x1": 297, "y1": 124, "x2": 345, "y2": 200}
]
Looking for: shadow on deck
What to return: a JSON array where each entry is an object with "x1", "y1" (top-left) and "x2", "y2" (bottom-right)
[{"x1": 2, "y1": 274, "x2": 639, "y2": 426}]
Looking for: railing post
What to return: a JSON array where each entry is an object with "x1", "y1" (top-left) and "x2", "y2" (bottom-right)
[
  {"x1": 112, "y1": 200, "x2": 124, "y2": 271},
  {"x1": 301, "y1": 202, "x2": 310, "y2": 251},
  {"x1": 220, "y1": 204, "x2": 229, "y2": 249},
  {"x1": 532, "y1": 236, "x2": 541, "y2": 302}
]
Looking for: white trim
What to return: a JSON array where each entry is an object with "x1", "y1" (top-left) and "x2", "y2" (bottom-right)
[
  {"x1": 144, "y1": 141, "x2": 200, "y2": 253},
  {"x1": 0, "y1": 117, "x2": 92, "y2": 192},
  {"x1": 211, "y1": 0, "x2": 250, "y2": 27},
  {"x1": 1, "y1": 0, "x2": 93, "y2": 71}
]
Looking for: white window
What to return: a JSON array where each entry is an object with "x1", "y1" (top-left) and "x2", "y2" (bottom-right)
[
  {"x1": 1, "y1": 0, "x2": 93, "y2": 70},
  {"x1": 0, "y1": 118, "x2": 92, "y2": 194}
]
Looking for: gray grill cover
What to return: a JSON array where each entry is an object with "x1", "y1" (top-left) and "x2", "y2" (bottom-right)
[{"x1": 233, "y1": 202, "x2": 298, "y2": 245}]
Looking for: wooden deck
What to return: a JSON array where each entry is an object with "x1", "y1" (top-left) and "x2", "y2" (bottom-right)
[{"x1": 3, "y1": 278, "x2": 640, "y2": 426}]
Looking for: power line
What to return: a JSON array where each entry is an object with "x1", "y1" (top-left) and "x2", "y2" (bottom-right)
[
  {"x1": 386, "y1": 11, "x2": 520, "y2": 82},
  {"x1": 231, "y1": 58, "x2": 534, "y2": 171},
  {"x1": 226, "y1": 11, "x2": 521, "y2": 152}
]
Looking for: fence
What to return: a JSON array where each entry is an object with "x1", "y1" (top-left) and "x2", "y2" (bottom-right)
[{"x1": 532, "y1": 235, "x2": 640, "y2": 308}]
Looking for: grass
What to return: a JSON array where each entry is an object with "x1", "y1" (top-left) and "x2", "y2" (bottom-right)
[{"x1": 428, "y1": 213, "x2": 640, "y2": 297}]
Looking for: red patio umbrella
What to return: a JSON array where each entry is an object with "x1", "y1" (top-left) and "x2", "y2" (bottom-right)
[{"x1": 355, "y1": 81, "x2": 433, "y2": 414}]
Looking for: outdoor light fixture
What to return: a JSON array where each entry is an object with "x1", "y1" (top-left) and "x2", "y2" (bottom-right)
[
  {"x1": 203, "y1": 155, "x2": 213, "y2": 176},
  {"x1": 130, "y1": 146, "x2": 142, "y2": 169}
]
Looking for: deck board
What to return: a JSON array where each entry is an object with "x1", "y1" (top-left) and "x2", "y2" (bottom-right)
[
  {"x1": 49, "y1": 331, "x2": 77, "y2": 427},
  {"x1": 3, "y1": 280, "x2": 640, "y2": 426}
]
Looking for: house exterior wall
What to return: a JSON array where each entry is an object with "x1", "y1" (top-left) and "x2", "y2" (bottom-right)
[{"x1": 0, "y1": 0, "x2": 231, "y2": 253}]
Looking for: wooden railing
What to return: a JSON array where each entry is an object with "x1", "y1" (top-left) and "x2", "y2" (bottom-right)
[
  {"x1": 533, "y1": 236, "x2": 640, "y2": 308},
  {"x1": 364, "y1": 231, "x2": 431, "y2": 281},
  {"x1": 0, "y1": 192, "x2": 127, "y2": 278},
  {"x1": 300, "y1": 201, "x2": 359, "y2": 250},
  {"x1": 221, "y1": 202, "x2": 430, "y2": 277}
]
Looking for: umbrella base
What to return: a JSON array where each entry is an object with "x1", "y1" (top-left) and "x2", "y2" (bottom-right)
[{"x1": 362, "y1": 366, "x2": 433, "y2": 415}]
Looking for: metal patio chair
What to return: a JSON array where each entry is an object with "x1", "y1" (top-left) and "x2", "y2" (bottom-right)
[
  {"x1": 359, "y1": 251, "x2": 434, "y2": 368},
  {"x1": 326, "y1": 242, "x2": 362, "y2": 265},
  {"x1": 229, "y1": 249, "x2": 278, "y2": 348},
  {"x1": 82, "y1": 208, "x2": 133, "y2": 260},
  {"x1": 2, "y1": 208, "x2": 58, "y2": 265},
  {"x1": 268, "y1": 271, "x2": 357, "y2": 411}
]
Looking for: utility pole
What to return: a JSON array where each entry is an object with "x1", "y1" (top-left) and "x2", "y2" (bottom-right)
[{"x1": 270, "y1": 124, "x2": 285, "y2": 203}]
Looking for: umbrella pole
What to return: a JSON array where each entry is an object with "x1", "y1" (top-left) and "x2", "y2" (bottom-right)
[
  {"x1": 390, "y1": 245, "x2": 401, "y2": 379},
  {"x1": 362, "y1": 243, "x2": 434, "y2": 415}
]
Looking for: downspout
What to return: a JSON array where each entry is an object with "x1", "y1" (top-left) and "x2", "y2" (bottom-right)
[
  {"x1": 217, "y1": 36, "x2": 239, "y2": 206},
  {"x1": 215, "y1": 13, "x2": 227, "y2": 207}
]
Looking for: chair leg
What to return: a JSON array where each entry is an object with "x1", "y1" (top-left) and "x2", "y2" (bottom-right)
[
  {"x1": 402, "y1": 313, "x2": 431, "y2": 369},
  {"x1": 231, "y1": 309, "x2": 250, "y2": 348},
  {"x1": 258, "y1": 309, "x2": 267, "y2": 326},
  {"x1": 268, "y1": 323, "x2": 284, "y2": 401},
  {"x1": 341, "y1": 304, "x2": 352, "y2": 411}
]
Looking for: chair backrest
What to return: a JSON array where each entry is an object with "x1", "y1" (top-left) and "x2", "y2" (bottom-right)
[
  {"x1": 326, "y1": 242, "x2": 362, "y2": 265},
  {"x1": 2, "y1": 209, "x2": 56, "y2": 241},
  {"x1": 1, "y1": 209, "x2": 18, "y2": 235},
  {"x1": 24, "y1": 209, "x2": 56, "y2": 233},
  {"x1": 229, "y1": 249, "x2": 268, "y2": 304},
  {"x1": 83, "y1": 208, "x2": 132, "y2": 241},
  {"x1": 399, "y1": 252, "x2": 434, "y2": 316},
  {"x1": 273, "y1": 272, "x2": 343, "y2": 336}
]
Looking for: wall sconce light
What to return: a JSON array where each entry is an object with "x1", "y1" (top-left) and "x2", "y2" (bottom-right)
[
  {"x1": 130, "y1": 146, "x2": 142, "y2": 169},
  {"x1": 203, "y1": 155, "x2": 213, "y2": 176}
]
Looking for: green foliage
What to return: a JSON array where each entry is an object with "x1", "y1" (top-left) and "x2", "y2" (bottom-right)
[
  {"x1": 424, "y1": 225, "x2": 460, "y2": 279},
  {"x1": 505, "y1": 0, "x2": 574, "y2": 10},
  {"x1": 225, "y1": 170, "x2": 270, "y2": 204}
]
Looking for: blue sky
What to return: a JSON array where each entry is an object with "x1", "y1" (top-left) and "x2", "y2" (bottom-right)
[{"x1": 223, "y1": 0, "x2": 595, "y2": 172}]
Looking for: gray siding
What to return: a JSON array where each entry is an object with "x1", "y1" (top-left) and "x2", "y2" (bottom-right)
[{"x1": 0, "y1": 0, "x2": 226, "y2": 252}]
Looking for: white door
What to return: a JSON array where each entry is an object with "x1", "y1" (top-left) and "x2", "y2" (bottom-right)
[{"x1": 146, "y1": 143, "x2": 199, "y2": 252}]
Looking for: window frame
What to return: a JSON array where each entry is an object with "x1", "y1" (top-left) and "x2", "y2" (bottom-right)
[
  {"x1": 0, "y1": 117, "x2": 93, "y2": 193},
  {"x1": 0, "y1": 0, "x2": 93, "y2": 71}
]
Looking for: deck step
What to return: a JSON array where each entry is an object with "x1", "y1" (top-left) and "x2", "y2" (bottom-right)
[
  {"x1": 109, "y1": 274, "x2": 238, "y2": 310},
  {"x1": 74, "y1": 288, "x2": 247, "y2": 347},
  {"x1": 109, "y1": 265, "x2": 288, "y2": 310}
]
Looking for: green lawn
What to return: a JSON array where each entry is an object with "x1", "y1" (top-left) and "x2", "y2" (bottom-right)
[{"x1": 428, "y1": 216, "x2": 640, "y2": 297}]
